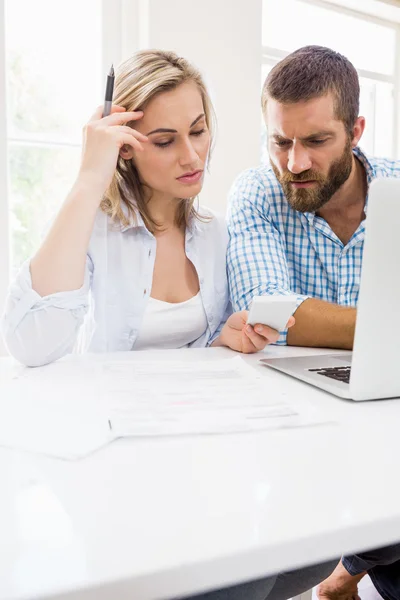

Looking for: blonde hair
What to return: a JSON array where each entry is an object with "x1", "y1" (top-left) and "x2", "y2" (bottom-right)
[{"x1": 101, "y1": 49, "x2": 216, "y2": 231}]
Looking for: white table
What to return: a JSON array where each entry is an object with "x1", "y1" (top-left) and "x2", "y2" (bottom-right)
[{"x1": 1, "y1": 346, "x2": 400, "y2": 600}]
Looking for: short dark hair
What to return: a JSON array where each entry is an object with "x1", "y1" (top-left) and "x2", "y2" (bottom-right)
[{"x1": 262, "y1": 45, "x2": 360, "y2": 134}]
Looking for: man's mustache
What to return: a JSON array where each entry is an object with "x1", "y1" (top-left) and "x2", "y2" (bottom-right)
[{"x1": 279, "y1": 170, "x2": 324, "y2": 183}]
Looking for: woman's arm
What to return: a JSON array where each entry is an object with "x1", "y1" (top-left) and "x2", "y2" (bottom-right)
[
  {"x1": 30, "y1": 105, "x2": 147, "y2": 296},
  {"x1": 2, "y1": 105, "x2": 147, "y2": 365},
  {"x1": 2, "y1": 259, "x2": 92, "y2": 366}
]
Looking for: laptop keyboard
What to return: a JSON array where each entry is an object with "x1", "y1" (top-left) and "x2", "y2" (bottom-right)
[{"x1": 308, "y1": 365, "x2": 351, "y2": 384}]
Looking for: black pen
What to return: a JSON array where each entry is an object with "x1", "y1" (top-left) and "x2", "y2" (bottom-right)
[{"x1": 103, "y1": 64, "x2": 114, "y2": 117}]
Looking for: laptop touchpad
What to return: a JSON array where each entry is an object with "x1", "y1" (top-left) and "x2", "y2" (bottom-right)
[{"x1": 318, "y1": 354, "x2": 352, "y2": 366}]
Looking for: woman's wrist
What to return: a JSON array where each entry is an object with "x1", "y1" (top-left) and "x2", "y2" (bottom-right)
[{"x1": 72, "y1": 173, "x2": 107, "y2": 206}]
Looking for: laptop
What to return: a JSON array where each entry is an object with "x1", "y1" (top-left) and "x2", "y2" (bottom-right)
[{"x1": 260, "y1": 177, "x2": 400, "y2": 401}]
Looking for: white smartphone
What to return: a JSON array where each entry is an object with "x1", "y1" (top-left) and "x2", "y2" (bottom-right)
[{"x1": 247, "y1": 295, "x2": 298, "y2": 331}]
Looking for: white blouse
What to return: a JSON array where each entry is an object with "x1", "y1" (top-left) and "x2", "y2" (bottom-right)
[
  {"x1": 1, "y1": 205, "x2": 231, "y2": 367},
  {"x1": 133, "y1": 292, "x2": 208, "y2": 350}
]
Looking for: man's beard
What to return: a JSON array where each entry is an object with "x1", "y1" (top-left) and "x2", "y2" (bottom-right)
[{"x1": 271, "y1": 139, "x2": 353, "y2": 213}]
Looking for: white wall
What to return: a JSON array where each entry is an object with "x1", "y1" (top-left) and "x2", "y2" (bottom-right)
[{"x1": 141, "y1": 0, "x2": 263, "y2": 212}]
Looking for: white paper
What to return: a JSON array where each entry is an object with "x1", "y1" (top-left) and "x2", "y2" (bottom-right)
[
  {"x1": 0, "y1": 354, "x2": 326, "y2": 460},
  {"x1": 0, "y1": 375, "x2": 112, "y2": 460},
  {"x1": 105, "y1": 356, "x2": 309, "y2": 436}
]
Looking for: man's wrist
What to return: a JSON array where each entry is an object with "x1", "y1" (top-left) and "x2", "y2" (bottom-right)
[{"x1": 211, "y1": 327, "x2": 226, "y2": 348}]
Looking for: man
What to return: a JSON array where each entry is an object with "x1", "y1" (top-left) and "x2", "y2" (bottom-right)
[
  {"x1": 227, "y1": 45, "x2": 400, "y2": 600},
  {"x1": 228, "y1": 45, "x2": 400, "y2": 350}
]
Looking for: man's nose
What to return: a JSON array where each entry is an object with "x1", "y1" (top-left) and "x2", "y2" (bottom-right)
[{"x1": 287, "y1": 144, "x2": 312, "y2": 174}]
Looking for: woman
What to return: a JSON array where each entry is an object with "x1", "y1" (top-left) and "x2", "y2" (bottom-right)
[{"x1": 2, "y1": 50, "x2": 292, "y2": 366}]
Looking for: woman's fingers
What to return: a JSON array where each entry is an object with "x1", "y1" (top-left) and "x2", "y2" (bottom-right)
[
  {"x1": 116, "y1": 125, "x2": 148, "y2": 142},
  {"x1": 89, "y1": 106, "x2": 104, "y2": 122},
  {"x1": 88, "y1": 104, "x2": 126, "y2": 122},
  {"x1": 119, "y1": 133, "x2": 145, "y2": 152},
  {"x1": 101, "y1": 110, "x2": 144, "y2": 127}
]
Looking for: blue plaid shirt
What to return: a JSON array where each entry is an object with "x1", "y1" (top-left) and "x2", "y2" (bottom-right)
[{"x1": 227, "y1": 147, "x2": 400, "y2": 344}]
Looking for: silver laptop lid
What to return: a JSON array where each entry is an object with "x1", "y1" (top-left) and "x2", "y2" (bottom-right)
[{"x1": 350, "y1": 177, "x2": 400, "y2": 400}]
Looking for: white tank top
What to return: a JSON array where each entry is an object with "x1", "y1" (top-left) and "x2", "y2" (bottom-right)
[{"x1": 133, "y1": 292, "x2": 208, "y2": 350}]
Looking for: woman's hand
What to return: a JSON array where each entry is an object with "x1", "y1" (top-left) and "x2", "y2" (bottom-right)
[
  {"x1": 215, "y1": 310, "x2": 295, "y2": 354},
  {"x1": 78, "y1": 104, "x2": 148, "y2": 197}
]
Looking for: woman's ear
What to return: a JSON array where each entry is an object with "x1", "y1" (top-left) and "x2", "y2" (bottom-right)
[{"x1": 119, "y1": 144, "x2": 135, "y2": 160}]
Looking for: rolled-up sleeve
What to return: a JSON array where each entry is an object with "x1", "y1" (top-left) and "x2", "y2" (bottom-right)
[{"x1": 1, "y1": 257, "x2": 93, "y2": 366}]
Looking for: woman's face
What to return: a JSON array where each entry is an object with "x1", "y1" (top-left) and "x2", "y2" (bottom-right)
[{"x1": 126, "y1": 82, "x2": 210, "y2": 200}]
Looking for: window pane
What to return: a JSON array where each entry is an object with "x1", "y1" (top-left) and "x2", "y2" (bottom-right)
[
  {"x1": 5, "y1": 0, "x2": 102, "y2": 144},
  {"x1": 373, "y1": 81, "x2": 394, "y2": 158},
  {"x1": 359, "y1": 79, "x2": 376, "y2": 156},
  {"x1": 9, "y1": 145, "x2": 81, "y2": 270},
  {"x1": 328, "y1": 0, "x2": 400, "y2": 24},
  {"x1": 262, "y1": 0, "x2": 396, "y2": 76},
  {"x1": 354, "y1": 78, "x2": 394, "y2": 157}
]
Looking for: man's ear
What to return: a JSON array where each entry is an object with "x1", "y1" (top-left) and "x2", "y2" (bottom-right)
[
  {"x1": 351, "y1": 116, "x2": 366, "y2": 147},
  {"x1": 119, "y1": 144, "x2": 135, "y2": 160}
]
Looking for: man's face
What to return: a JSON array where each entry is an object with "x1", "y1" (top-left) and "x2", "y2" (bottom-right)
[{"x1": 265, "y1": 94, "x2": 354, "y2": 212}]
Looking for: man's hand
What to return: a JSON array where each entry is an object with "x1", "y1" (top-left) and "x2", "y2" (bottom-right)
[
  {"x1": 213, "y1": 310, "x2": 295, "y2": 354},
  {"x1": 317, "y1": 560, "x2": 366, "y2": 600}
]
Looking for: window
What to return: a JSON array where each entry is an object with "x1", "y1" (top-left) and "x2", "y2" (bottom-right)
[
  {"x1": 5, "y1": 0, "x2": 103, "y2": 270},
  {"x1": 261, "y1": 0, "x2": 400, "y2": 161},
  {"x1": 0, "y1": 0, "x2": 132, "y2": 354}
]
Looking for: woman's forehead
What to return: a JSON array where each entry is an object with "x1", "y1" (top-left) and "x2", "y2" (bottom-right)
[{"x1": 139, "y1": 82, "x2": 204, "y2": 130}]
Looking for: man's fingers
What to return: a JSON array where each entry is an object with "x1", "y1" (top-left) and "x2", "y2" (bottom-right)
[
  {"x1": 253, "y1": 323, "x2": 280, "y2": 343},
  {"x1": 241, "y1": 331, "x2": 257, "y2": 354},
  {"x1": 287, "y1": 316, "x2": 295, "y2": 328},
  {"x1": 243, "y1": 325, "x2": 270, "y2": 352}
]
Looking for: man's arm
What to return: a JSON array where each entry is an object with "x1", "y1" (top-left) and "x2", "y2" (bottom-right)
[
  {"x1": 227, "y1": 171, "x2": 356, "y2": 350},
  {"x1": 227, "y1": 170, "x2": 308, "y2": 345},
  {"x1": 287, "y1": 298, "x2": 356, "y2": 349}
]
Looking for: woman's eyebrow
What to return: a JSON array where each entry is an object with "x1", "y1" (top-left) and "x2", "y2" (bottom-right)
[
  {"x1": 190, "y1": 113, "x2": 205, "y2": 128},
  {"x1": 146, "y1": 113, "x2": 205, "y2": 136}
]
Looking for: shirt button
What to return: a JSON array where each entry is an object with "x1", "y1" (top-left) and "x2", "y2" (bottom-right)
[{"x1": 144, "y1": 289, "x2": 147, "y2": 295}]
